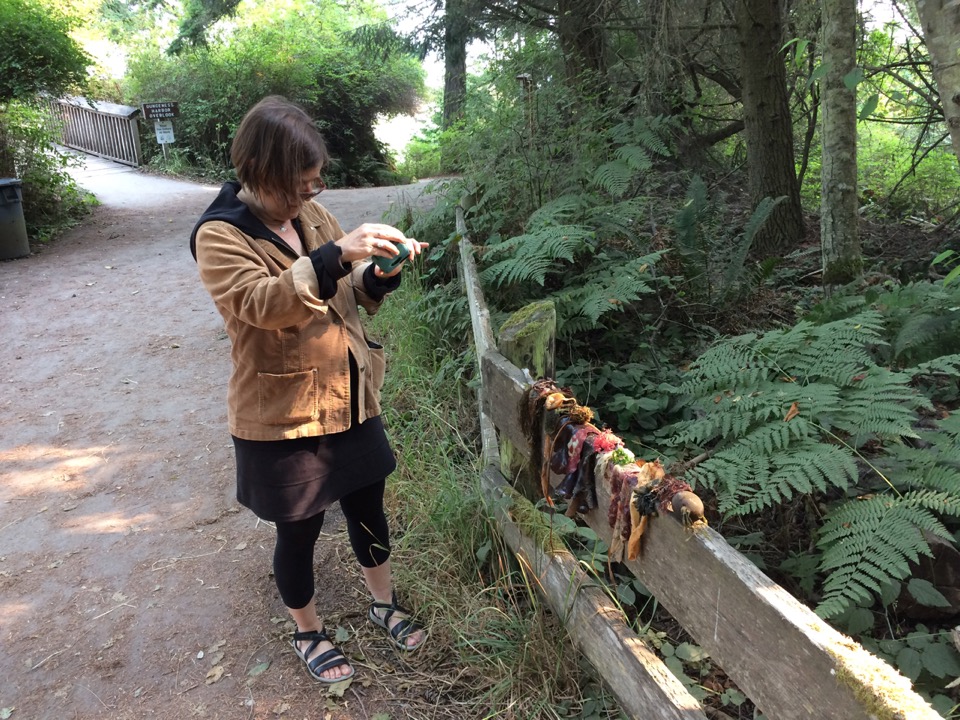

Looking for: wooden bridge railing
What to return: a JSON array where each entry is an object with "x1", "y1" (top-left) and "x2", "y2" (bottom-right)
[
  {"x1": 456, "y1": 200, "x2": 939, "y2": 720},
  {"x1": 48, "y1": 97, "x2": 142, "y2": 167}
]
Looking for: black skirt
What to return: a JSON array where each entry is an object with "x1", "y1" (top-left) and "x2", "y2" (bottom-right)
[{"x1": 231, "y1": 354, "x2": 396, "y2": 522}]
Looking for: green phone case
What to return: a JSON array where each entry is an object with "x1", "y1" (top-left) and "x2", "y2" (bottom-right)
[{"x1": 372, "y1": 241, "x2": 410, "y2": 273}]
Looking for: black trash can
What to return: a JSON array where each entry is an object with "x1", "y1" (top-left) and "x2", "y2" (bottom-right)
[{"x1": 0, "y1": 178, "x2": 30, "y2": 260}]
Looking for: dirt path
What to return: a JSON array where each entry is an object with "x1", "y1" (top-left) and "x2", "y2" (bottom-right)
[{"x1": 0, "y1": 162, "x2": 443, "y2": 719}]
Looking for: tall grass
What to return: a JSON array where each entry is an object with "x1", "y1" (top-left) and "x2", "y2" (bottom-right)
[{"x1": 366, "y1": 271, "x2": 624, "y2": 719}]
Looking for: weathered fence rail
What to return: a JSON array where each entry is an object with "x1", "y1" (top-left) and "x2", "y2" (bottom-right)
[
  {"x1": 48, "y1": 97, "x2": 142, "y2": 167},
  {"x1": 457, "y1": 202, "x2": 939, "y2": 720}
]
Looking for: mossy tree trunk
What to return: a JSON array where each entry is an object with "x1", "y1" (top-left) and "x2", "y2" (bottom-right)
[
  {"x1": 820, "y1": 0, "x2": 861, "y2": 291},
  {"x1": 736, "y1": 0, "x2": 805, "y2": 257},
  {"x1": 915, "y1": 0, "x2": 960, "y2": 168},
  {"x1": 442, "y1": 0, "x2": 469, "y2": 131}
]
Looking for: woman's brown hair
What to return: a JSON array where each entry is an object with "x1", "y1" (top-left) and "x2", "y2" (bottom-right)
[{"x1": 230, "y1": 96, "x2": 329, "y2": 207}]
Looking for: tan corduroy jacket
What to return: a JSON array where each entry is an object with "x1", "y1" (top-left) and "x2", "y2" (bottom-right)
[{"x1": 194, "y1": 200, "x2": 389, "y2": 441}]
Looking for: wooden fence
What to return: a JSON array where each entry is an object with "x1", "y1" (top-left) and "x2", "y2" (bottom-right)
[
  {"x1": 456, "y1": 201, "x2": 940, "y2": 720},
  {"x1": 48, "y1": 97, "x2": 142, "y2": 167}
]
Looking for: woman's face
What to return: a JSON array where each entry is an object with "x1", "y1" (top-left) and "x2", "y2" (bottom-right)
[{"x1": 259, "y1": 166, "x2": 325, "y2": 220}]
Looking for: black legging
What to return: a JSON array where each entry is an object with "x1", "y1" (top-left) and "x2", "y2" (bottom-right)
[{"x1": 273, "y1": 479, "x2": 390, "y2": 609}]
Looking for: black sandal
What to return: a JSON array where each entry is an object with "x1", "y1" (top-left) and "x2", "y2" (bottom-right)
[
  {"x1": 291, "y1": 628, "x2": 355, "y2": 683},
  {"x1": 368, "y1": 591, "x2": 427, "y2": 652}
]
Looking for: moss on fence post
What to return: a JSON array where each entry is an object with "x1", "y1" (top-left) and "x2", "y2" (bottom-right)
[{"x1": 498, "y1": 300, "x2": 556, "y2": 502}]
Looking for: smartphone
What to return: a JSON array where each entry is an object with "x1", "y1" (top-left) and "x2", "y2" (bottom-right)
[{"x1": 372, "y1": 241, "x2": 410, "y2": 273}]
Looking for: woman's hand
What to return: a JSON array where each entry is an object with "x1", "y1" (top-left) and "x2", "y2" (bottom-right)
[{"x1": 335, "y1": 223, "x2": 429, "y2": 277}]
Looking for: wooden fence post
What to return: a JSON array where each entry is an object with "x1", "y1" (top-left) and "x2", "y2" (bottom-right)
[{"x1": 498, "y1": 300, "x2": 556, "y2": 501}]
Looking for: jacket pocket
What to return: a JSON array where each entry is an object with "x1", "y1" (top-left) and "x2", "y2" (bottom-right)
[
  {"x1": 366, "y1": 341, "x2": 386, "y2": 392},
  {"x1": 258, "y1": 369, "x2": 319, "y2": 425}
]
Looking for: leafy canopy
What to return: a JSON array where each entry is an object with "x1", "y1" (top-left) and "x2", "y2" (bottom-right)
[
  {"x1": 0, "y1": 0, "x2": 90, "y2": 101},
  {"x1": 124, "y1": 0, "x2": 424, "y2": 185}
]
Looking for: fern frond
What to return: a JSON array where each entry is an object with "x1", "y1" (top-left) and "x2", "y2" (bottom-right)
[
  {"x1": 551, "y1": 252, "x2": 663, "y2": 327},
  {"x1": 720, "y1": 195, "x2": 783, "y2": 299},
  {"x1": 692, "y1": 439, "x2": 856, "y2": 515},
  {"x1": 592, "y1": 160, "x2": 634, "y2": 199},
  {"x1": 935, "y1": 411, "x2": 960, "y2": 442},
  {"x1": 607, "y1": 116, "x2": 674, "y2": 157},
  {"x1": 673, "y1": 176, "x2": 709, "y2": 254},
  {"x1": 893, "y1": 312, "x2": 956, "y2": 359},
  {"x1": 615, "y1": 145, "x2": 653, "y2": 173},
  {"x1": 908, "y1": 353, "x2": 960, "y2": 378},
  {"x1": 816, "y1": 492, "x2": 959, "y2": 617},
  {"x1": 562, "y1": 273, "x2": 652, "y2": 324},
  {"x1": 481, "y1": 226, "x2": 594, "y2": 287},
  {"x1": 527, "y1": 194, "x2": 588, "y2": 229},
  {"x1": 663, "y1": 310, "x2": 955, "y2": 517}
]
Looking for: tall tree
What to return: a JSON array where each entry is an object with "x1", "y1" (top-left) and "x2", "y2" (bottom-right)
[
  {"x1": 442, "y1": 0, "x2": 470, "y2": 129},
  {"x1": 820, "y1": 0, "x2": 860, "y2": 289},
  {"x1": 736, "y1": 0, "x2": 805, "y2": 257},
  {"x1": 555, "y1": 0, "x2": 609, "y2": 91},
  {"x1": 914, "y1": 0, "x2": 960, "y2": 166}
]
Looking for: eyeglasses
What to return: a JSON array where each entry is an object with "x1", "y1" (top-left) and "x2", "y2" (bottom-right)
[{"x1": 299, "y1": 177, "x2": 326, "y2": 201}]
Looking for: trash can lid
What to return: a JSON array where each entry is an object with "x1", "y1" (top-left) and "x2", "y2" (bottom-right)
[{"x1": 0, "y1": 178, "x2": 23, "y2": 188}]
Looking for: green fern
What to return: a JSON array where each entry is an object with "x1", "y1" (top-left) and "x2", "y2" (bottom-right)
[
  {"x1": 719, "y1": 195, "x2": 783, "y2": 300},
  {"x1": 608, "y1": 115, "x2": 676, "y2": 157},
  {"x1": 816, "y1": 491, "x2": 960, "y2": 618},
  {"x1": 526, "y1": 194, "x2": 589, "y2": 228},
  {"x1": 808, "y1": 281, "x2": 960, "y2": 366},
  {"x1": 689, "y1": 438, "x2": 858, "y2": 515},
  {"x1": 552, "y1": 252, "x2": 662, "y2": 325},
  {"x1": 660, "y1": 311, "x2": 960, "y2": 617},
  {"x1": 673, "y1": 175, "x2": 709, "y2": 261},
  {"x1": 480, "y1": 225, "x2": 594, "y2": 287},
  {"x1": 616, "y1": 144, "x2": 654, "y2": 173},
  {"x1": 908, "y1": 353, "x2": 960, "y2": 379},
  {"x1": 592, "y1": 160, "x2": 635, "y2": 199}
]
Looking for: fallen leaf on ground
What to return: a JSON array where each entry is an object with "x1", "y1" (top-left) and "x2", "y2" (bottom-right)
[
  {"x1": 234, "y1": 542, "x2": 247, "y2": 551},
  {"x1": 324, "y1": 677, "x2": 352, "y2": 697},
  {"x1": 248, "y1": 661, "x2": 269, "y2": 677},
  {"x1": 205, "y1": 665, "x2": 224, "y2": 684}
]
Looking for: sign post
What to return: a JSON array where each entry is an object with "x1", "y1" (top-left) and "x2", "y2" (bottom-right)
[{"x1": 142, "y1": 102, "x2": 180, "y2": 161}]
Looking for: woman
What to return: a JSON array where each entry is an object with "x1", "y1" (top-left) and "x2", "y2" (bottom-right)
[{"x1": 190, "y1": 95, "x2": 427, "y2": 683}]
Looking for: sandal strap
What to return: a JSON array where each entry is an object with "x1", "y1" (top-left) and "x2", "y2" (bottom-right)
[
  {"x1": 371, "y1": 592, "x2": 424, "y2": 645},
  {"x1": 293, "y1": 628, "x2": 331, "y2": 643},
  {"x1": 293, "y1": 628, "x2": 331, "y2": 662},
  {"x1": 306, "y1": 647, "x2": 351, "y2": 676},
  {"x1": 388, "y1": 617, "x2": 422, "y2": 643},
  {"x1": 371, "y1": 591, "x2": 414, "y2": 626}
]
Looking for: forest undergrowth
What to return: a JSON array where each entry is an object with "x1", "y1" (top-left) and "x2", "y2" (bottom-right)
[{"x1": 382, "y1": 151, "x2": 960, "y2": 719}]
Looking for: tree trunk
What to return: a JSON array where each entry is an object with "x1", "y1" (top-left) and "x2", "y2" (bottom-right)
[
  {"x1": 820, "y1": 0, "x2": 861, "y2": 289},
  {"x1": 736, "y1": 0, "x2": 805, "y2": 257},
  {"x1": 555, "y1": 0, "x2": 608, "y2": 95},
  {"x1": 442, "y1": 0, "x2": 469, "y2": 131},
  {"x1": 915, "y1": 0, "x2": 960, "y2": 167}
]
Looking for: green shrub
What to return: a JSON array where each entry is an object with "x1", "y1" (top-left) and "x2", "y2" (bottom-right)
[
  {"x1": 0, "y1": 0, "x2": 89, "y2": 102},
  {"x1": 398, "y1": 125, "x2": 443, "y2": 180},
  {"x1": 0, "y1": 102, "x2": 94, "y2": 241},
  {"x1": 124, "y1": 3, "x2": 423, "y2": 186}
]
